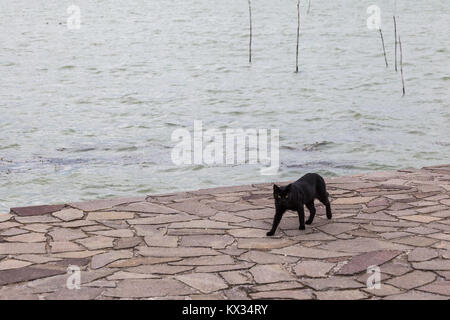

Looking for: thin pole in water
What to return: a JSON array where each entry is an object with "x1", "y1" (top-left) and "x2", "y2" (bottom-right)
[
  {"x1": 296, "y1": 0, "x2": 300, "y2": 73},
  {"x1": 307, "y1": 0, "x2": 311, "y2": 14},
  {"x1": 248, "y1": 0, "x2": 252, "y2": 63},
  {"x1": 399, "y1": 36, "x2": 405, "y2": 96},
  {"x1": 379, "y1": 28, "x2": 388, "y2": 68},
  {"x1": 393, "y1": 16, "x2": 398, "y2": 71}
]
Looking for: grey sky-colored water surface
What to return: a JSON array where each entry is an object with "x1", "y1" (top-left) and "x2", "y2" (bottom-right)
[{"x1": 0, "y1": 0, "x2": 449, "y2": 210}]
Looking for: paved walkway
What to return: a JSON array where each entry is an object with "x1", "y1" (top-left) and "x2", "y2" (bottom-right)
[{"x1": 0, "y1": 165, "x2": 449, "y2": 300}]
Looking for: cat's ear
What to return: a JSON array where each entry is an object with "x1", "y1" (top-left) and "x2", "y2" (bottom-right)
[
  {"x1": 273, "y1": 184, "x2": 280, "y2": 193},
  {"x1": 285, "y1": 184, "x2": 292, "y2": 192}
]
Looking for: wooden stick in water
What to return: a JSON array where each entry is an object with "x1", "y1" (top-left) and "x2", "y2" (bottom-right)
[
  {"x1": 399, "y1": 36, "x2": 405, "y2": 96},
  {"x1": 393, "y1": 16, "x2": 398, "y2": 71},
  {"x1": 379, "y1": 28, "x2": 388, "y2": 68},
  {"x1": 248, "y1": 0, "x2": 252, "y2": 63},
  {"x1": 307, "y1": 0, "x2": 311, "y2": 14},
  {"x1": 296, "y1": 0, "x2": 300, "y2": 73}
]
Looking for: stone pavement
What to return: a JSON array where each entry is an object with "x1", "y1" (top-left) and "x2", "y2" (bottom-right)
[{"x1": 0, "y1": 165, "x2": 449, "y2": 300}]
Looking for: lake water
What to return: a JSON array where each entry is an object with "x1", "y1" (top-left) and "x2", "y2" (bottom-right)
[{"x1": 1, "y1": 0, "x2": 449, "y2": 210}]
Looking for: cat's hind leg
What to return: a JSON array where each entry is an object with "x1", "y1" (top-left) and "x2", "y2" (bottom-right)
[
  {"x1": 318, "y1": 193, "x2": 332, "y2": 219},
  {"x1": 305, "y1": 202, "x2": 316, "y2": 225},
  {"x1": 317, "y1": 177, "x2": 332, "y2": 219}
]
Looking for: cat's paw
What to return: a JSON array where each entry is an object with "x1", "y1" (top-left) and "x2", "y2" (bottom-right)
[
  {"x1": 299, "y1": 225, "x2": 305, "y2": 230},
  {"x1": 305, "y1": 220, "x2": 313, "y2": 225},
  {"x1": 266, "y1": 231, "x2": 275, "y2": 236}
]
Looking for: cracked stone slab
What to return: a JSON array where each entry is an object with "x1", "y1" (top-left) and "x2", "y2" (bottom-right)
[
  {"x1": 0, "y1": 266, "x2": 67, "y2": 286},
  {"x1": 337, "y1": 250, "x2": 402, "y2": 275},
  {"x1": 250, "y1": 290, "x2": 312, "y2": 300},
  {"x1": 91, "y1": 250, "x2": 133, "y2": 269},
  {"x1": 0, "y1": 243, "x2": 46, "y2": 255},
  {"x1": 386, "y1": 270, "x2": 436, "y2": 290},
  {"x1": 86, "y1": 211, "x2": 134, "y2": 221},
  {"x1": 52, "y1": 208, "x2": 84, "y2": 221},
  {"x1": 294, "y1": 261, "x2": 335, "y2": 278},
  {"x1": 249, "y1": 264, "x2": 294, "y2": 283},
  {"x1": 175, "y1": 273, "x2": 228, "y2": 293},
  {"x1": 103, "y1": 279, "x2": 195, "y2": 298},
  {"x1": 10, "y1": 204, "x2": 66, "y2": 217}
]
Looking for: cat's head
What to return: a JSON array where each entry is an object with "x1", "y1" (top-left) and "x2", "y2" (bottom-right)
[{"x1": 273, "y1": 184, "x2": 291, "y2": 206}]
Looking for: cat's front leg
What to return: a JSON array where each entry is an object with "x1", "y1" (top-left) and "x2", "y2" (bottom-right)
[
  {"x1": 267, "y1": 208, "x2": 284, "y2": 236},
  {"x1": 267, "y1": 212, "x2": 282, "y2": 236},
  {"x1": 297, "y1": 205, "x2": 305, "y2": 230}
]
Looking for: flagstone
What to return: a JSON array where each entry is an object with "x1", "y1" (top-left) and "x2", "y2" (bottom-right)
[
  {"x1": 144, "y1": 235, "x2": 178, "y2": 247},
  {"x1": 168, "y1": 200, "x2": 217, "y2": 217},
  {"x1": 170, "y1": 255, "x2": 234, "y2": 266},
  {"x1": 196, "y1": 262, "x2": 254, "y2": 273},
  {"x1": 332, "y1": 197, "x2": 375, "y2": 205},
  {"x1": 15, "y1": 254, "x2": 61, "y2": 264},
  {"x1": 21, "y1": 224, "x2": 52, "y2": 233},
  {"x1": 337, "y1": 250, "x2": 402, "y2": 275},
  {"x1": 272, "y1": 245, "x2": 351, "y2": 259},
  {"x1": 0, "y1": 259, "x2": 32, "y2": 270},
  {"x1": 316, "y1": 223, "x2": 358, "y2": 235},
  {"x1": 250, "y1": 290, "x2": 312, "y2": 300},
  {"x1": 294, "y1": 261, "x2": 335, "y2": 278},
  {"x1": 220, "y1": 270, "x2": 253, "y2": 285},
  {"x1": 180, "y1": 235, "x2": 234, "y2": 249},
  {"x1": 108, "y1": 256, "x2": 180, "y2": 268},
  {"x1": 49, "y1": 228, "x2": 87, "y2": 241},
  {"x1": 10, "y1": 204, "x2": 65, "y2": 217},
  {"x1": 363, "y1": 284, "x2": 404, "y2": 297},
  {"x1": 15, "y1": 215, "x2": 60, "y2": 224},
  {"x1": 5, "y1": 232, "x2": 47, "y2": 243},
  {"x1": 387, "y1": 271, "x2": 436, "y2": 290},
  {"x1": 400, "y1": 215, "x2": 442, "y2": 223},
  {"x1": 91, "y1": 229, "x2": 134, "y2": 238},
  {"x1": 91, "y1": 250, "x2": 133, "y2": 269},
  {"x1": 0, "y1": 213, "x2": 12, "y2": 222},
  {"x1": 412, "y1": 259, "x2": 450, "y2": 271},
  {"x1": 169, "y1": 220, "x2": 235, "y2": 229},
  {"x1": 319, "y1": 238, "x2": 410, "y2": 253},
  {"x1": 50, "y1": 241, "x2": 83, "y2": 253},
  {"x1": 76, "y1": 236, "x2": 115, "y2": 250},
  {"x1": 237, "y1": 238, "x2": 296, "y2": 250},
  {"x1": 138, "y1": 246, "x2": 220, "y2": 257},
  {"x1": 128, "y1": 264, "x2": 193, "y2": 275},
  {"x1": 0, "y1": 242, "x2": 46, "y2": 254},
  {"x1": 384, "y1": 290, "x2": 448, "y2": 300},
  {"x1": 0, "y1": 266, "x2": 66, "y2": 286},
  {"x1": 104, "y1": 279, "x2": 195, "y2": 298},
  {"x1": 43, "y1": 287, "x2": 104, "y2": 300},
  {"x1": 107, "y1": 271, "x2": 159, "y2": 280},
  {"x1": 114, "y1": 237, "x2": 142, "y2": 249},
  {"x1": 87, "y1": 211, "x2": 134, "y2": 221},
  {"x1": 392, "y1": 236, "x2": 439, "y2": 247},
  {"x1": 128, "y1": 213, "x2": 197, "y2": 225},
  {"x1": 114, "y1": 202, "x2": 179, "y2": 214},
  {"x1": 418, "y1": 281, "x2": 450, "y2": 296},
  {"x1": 53, "y1": 250, "x2": 105, "y2": 259},
  {"x1": 52, "y1": 208, "x2": 84, "y2": 221},
  {"x1": 302, "y1": 277, "x2": 363, "y2": 290},
  {"x1": 239, "y1": 251, "x2": 298, "y2": 264},
  {"x1": 250, "y1": 264, "x2": 294, "y2": 283},
  {"x1": 315, "y1": 289, "x2": 368, "y2": 300},
  {"x1": 0, "y1": 228, "x2": 28, "y2": 236}
]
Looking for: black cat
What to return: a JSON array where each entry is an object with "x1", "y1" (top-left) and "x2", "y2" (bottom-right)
[{"x1": 267, "y1": 173, "x2": 332, "y2": 236}]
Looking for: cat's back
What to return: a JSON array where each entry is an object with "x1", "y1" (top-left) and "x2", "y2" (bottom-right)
[{"x1": 296, "y1": 173, "x2": 322, "y2": 184}]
